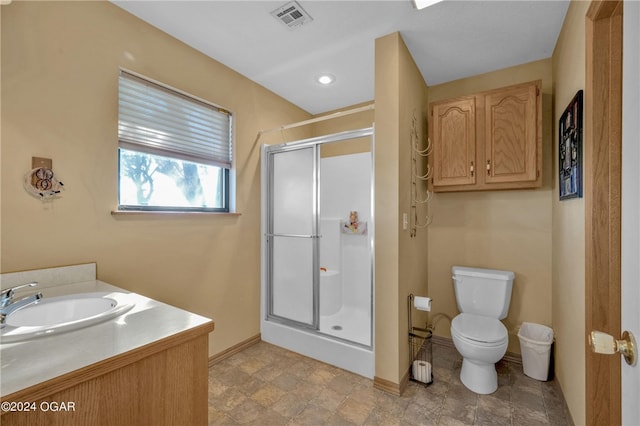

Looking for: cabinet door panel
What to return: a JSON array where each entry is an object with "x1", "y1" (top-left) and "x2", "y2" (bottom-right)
[
  {"x1": 485, "y1": 82, "x2": 538, "y2": 183},
  {"x1": 432, "y1": 97, "x2": 476, "y2": 187}
]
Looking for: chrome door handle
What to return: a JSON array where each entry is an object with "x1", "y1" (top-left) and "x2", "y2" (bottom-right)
[
  {"x1": 264, "y1": 233, "x2": 322, "y2": 238},
  {"x1": 589, "y1": 330, "x2": 637, "y2": 366}
]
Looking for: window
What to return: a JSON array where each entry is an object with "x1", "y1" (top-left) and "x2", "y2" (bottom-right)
[{"x1": 117, "y1": 70, "x2": 232, "y2": 212}]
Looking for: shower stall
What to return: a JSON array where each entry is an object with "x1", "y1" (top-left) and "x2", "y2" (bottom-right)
[{"x1": 261, "y1": 127, "x2": 374, "y2": 378}]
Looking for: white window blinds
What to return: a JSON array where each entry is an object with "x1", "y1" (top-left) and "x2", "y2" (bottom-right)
[{"x1": 118, "y1": 70, "x2": 232, "y2": 169}]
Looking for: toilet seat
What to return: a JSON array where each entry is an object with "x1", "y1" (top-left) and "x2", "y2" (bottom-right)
[{"x1": 451, "y1": 313, "x2": 508, "y2": 347}]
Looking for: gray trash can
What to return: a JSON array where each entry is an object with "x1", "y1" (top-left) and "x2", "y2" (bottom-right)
[{"x1": 518, "y1": 322, "x2": 554, "y2": 381}]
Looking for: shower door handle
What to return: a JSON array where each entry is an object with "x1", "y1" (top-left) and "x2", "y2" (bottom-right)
[{"x1": 265, "y1": 233, "x2": 322, "y2": 238}]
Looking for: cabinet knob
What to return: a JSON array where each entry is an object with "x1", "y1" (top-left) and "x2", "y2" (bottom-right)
[
  {"x1": 486, "y1": 160, "x2": 491, "y2": 175},
  {"x1": 470, "y1": 161, "x2": 474, "y2": 177}
]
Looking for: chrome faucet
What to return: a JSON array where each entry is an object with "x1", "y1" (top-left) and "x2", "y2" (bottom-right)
[{"x1": 0, "y1": 282, "x2": 43, "y2": 326}]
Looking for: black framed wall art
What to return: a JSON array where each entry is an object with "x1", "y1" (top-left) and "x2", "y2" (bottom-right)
[{"x1": 559, "y1": 90, "x2": 583, "y2": 200}]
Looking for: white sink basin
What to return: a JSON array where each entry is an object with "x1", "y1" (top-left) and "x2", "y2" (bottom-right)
[{"x1": 0, "y1": 292, "x2": 135, "y2": 343}]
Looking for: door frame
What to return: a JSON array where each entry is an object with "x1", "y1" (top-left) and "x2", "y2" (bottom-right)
[
  {"x1": 585, "y1": 1, "x2": 623, "y2": 425},
  {"x1": 621, "y1": 3, "x2": 640, "y2": 423}
]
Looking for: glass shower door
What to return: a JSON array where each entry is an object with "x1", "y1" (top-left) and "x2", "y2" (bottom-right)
[{"x1": 266, "y1": 146, "x2": 318, "y2": 328}]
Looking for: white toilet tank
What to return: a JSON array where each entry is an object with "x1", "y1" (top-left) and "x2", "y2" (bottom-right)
[{"x1": 452, "y1": 266, "x2": 515, "y2": 319}]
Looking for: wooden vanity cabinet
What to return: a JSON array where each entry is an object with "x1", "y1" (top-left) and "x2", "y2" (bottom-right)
[
  {"x1": 430, "y1": 80, "x2": 542, "y2": 192},
  {"x1": 1, "y1": 321, "x2": 215, "y2": 426}
]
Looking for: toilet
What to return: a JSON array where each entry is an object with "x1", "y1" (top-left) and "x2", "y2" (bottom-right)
[{"x1": 450, "y1": 266, "x2": 515, "y2": 394}]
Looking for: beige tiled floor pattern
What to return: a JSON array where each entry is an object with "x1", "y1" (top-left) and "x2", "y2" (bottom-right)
[{"x1": 208, "y1": 341, "x2": 570, "y2": 426}]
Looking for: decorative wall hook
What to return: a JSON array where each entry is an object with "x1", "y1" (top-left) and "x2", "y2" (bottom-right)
[{"x1": 24, "y1": 167, "x2": 64, "y2": 200}]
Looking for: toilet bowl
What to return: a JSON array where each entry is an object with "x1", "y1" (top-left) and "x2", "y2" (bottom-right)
[
  {"x1": 450, "y1": 266, "x2": 514, "y2": 395},
  {"x1": 451, "y1": 313, "x2": 508, "y2": 394}
]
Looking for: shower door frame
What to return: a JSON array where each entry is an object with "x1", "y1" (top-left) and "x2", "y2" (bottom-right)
[
  {"x1": 264, "y1": 142, "x2": 320, "y2": 331},
  {"x1": 262, "y1": 127, "x2": 375, "y2": 348}
]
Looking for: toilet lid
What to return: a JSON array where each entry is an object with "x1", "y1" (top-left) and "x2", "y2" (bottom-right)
[{"x1": 451, "y1": 313, "x2": 508, "y2": 344}]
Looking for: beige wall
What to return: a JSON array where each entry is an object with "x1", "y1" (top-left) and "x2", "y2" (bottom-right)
[
  {"x1": 551, "y1": 1, "x2": 588, "y2": 424},
  {"x1": 427, "y1": 59, "x2": 554, "y2": 354},
  {"x1": 312, "y1": 101, "x2": 374, "y2": 157},
  {"x1": 374, "y1": 32, "x2": 429, "y2": 385},
  {"x1": 397, "y1": 33, "x2": 430, "y2": 382},
  {"x1": 312, "y1": 102, "x2": 375, "y2": 135},
  {"x1": 0, "y1": 1, "x2": 311, "y2": 356},
  {"x1": 374, "y1": 32, "x2": 401, "y2": 385}
]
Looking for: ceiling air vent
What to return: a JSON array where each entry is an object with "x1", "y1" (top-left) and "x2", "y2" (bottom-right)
[{"x1": 270, "y1": 1, "x2": 313, "y2": 30}]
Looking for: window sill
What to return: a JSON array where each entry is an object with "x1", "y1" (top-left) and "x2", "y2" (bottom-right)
[{"x1": 111, "y1": 210, "x2": 241, "y2": 217}]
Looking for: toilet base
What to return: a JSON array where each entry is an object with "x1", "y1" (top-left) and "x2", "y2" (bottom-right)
[{"x1": 459, "y1": 358, "x2": 498, "y2": 394}]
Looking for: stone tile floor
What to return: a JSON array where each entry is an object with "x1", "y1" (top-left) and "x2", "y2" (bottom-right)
[{"x1": 208, "y1": 341, "x2": 571, "y2": 425}]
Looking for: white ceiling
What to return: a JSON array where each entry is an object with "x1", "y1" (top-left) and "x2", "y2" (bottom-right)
[{"x1": 112, "y1": 0, "x2": 570, "y2": 115}]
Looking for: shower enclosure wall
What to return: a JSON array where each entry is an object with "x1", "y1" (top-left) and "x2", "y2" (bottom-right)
[{"x1": 261, "y1": 128, "x2": 374, "y2": 378}]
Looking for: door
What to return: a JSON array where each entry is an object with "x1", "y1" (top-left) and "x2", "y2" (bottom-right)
[
  {"x1": 431, "y1": 96, "x2": 476, "y2": 187},
  {"x1": 621, "y1": 1, "x2": 640, "y2": 424},
  {"x1": 586, "y1": 2, "x2": 639, "y2": 425},
  {"x1": 266, "y1": 145, "x2": 319, "y2": 328},
  {"x1": 484, "y1": 80, "x2": 540, "y2": 184}
]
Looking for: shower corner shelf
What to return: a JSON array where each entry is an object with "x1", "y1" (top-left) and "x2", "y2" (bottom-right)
[{"x1": 340, "y1": 220, "x2": 367, "y2": 235}]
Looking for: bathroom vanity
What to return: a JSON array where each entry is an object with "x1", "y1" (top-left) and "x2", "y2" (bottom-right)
[{"x1": 0, "y1": 264, "x2": 215, "y2": 426}]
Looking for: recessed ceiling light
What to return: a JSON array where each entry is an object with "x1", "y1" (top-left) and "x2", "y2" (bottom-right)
[
  {"x1": 413, "y1": 0, "x2": 443, "y2": 10},
  {"x1": 317, "y1": 74, "x2": 335, "y2": 85}
]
